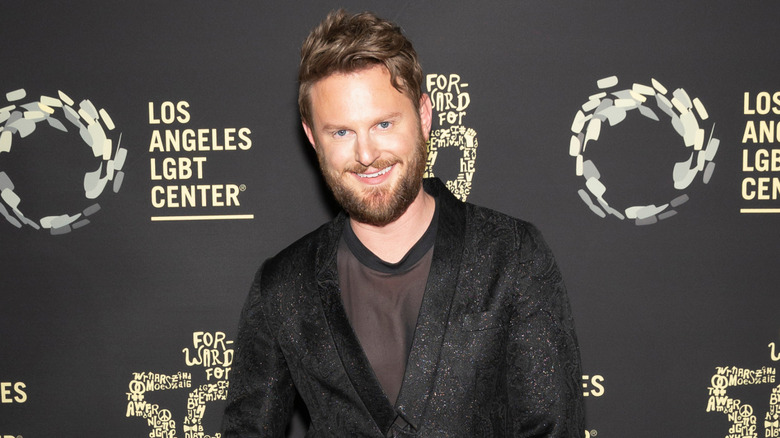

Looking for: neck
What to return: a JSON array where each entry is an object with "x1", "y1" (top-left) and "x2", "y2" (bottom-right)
[{"x1": 349, "y1": 186, "x2": 435, "y2": 264}]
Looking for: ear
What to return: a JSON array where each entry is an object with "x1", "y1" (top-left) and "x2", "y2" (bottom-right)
[
  {"x1": 302, "y1": 121, "x2": 317, "y2": 149},
  {"x1": 418, "y1": 93, "x2": 433, "y2": 141}
]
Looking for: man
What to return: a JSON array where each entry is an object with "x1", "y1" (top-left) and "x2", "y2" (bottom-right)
[{"x1": 223, "y1": 10, "x2": 584, "y2": 437}]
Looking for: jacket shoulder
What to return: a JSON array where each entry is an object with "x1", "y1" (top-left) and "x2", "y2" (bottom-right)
[
  {"x1": 245, "y1": 218, "x2": 339, "y2": 317},
  {"x1": 261, "y1": 222, "x2": 327, "y2": 281},
  {"x1": 460, "y1": 203, "x2": 561, "y2": 284},
  {"x1": 463, "y1": 203, "x2": 547, "y2": 249}
]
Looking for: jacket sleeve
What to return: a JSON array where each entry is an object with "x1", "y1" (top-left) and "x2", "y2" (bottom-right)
[
  {"x1": 507, "y1": 223, "x2": 585, "y2": 437},
  {"x1": 222, "y1": 264, "x2": 296, "y2": 437}
]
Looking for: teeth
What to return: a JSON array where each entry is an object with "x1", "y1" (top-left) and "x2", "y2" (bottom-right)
[{"x1": 357, "y1": 165, "x2": 392, "y2": 178}]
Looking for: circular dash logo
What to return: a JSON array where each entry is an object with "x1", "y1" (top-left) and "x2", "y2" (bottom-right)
[
  {"x1": 0, "y1": 88, "x2": 126, "y2": 234},
  {"x1": 569, "y1": 76, "x2": 719, "y2": 225}
]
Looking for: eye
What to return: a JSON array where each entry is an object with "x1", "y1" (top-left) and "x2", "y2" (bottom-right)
[
  {"x1": 334, "y1": 129, "x2": 348, "y2": 137},
  {"x1": 378, "y1": 121, "x2": 391, "y2": 129}
]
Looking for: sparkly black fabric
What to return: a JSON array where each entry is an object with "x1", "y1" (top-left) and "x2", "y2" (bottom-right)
[{"x1": 222, "y1": 178, "x2": 585, "y2": 437}]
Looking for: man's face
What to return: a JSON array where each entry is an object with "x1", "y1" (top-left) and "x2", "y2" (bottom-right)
[{"x1": 302, "y1": 65, "x2": 432, "y2": 226}]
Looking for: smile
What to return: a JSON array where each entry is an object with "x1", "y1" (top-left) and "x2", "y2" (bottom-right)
[{"x1": 356, "y1": 165, "x2": 393, "y2": 178}]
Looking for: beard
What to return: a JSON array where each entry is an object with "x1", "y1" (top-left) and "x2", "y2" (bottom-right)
[{"x1": 317, "y1": 132, "x2": 427, "y2": 227}]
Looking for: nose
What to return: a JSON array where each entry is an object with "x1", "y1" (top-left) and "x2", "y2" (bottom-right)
[{"x1": 354, "y1": 134, "x2": 380, "y2": 167}]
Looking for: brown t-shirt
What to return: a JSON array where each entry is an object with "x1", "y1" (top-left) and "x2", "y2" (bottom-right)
[{"x1": 337, "y1": 206, "x2": 437, "y2": 406}]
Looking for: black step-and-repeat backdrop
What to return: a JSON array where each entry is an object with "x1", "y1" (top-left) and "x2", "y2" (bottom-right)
[{"x1": 1, "y1": 2, "x2": 778, "y2": 437}]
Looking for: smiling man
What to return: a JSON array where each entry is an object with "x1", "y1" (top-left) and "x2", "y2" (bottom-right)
[{"x1": 223, "y1": 10, "x2": 584, "y2": 437}]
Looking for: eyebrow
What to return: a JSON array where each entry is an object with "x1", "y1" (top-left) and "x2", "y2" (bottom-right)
[{"x1": 320, "y1": 112, "x2": 404, "y2": 132}]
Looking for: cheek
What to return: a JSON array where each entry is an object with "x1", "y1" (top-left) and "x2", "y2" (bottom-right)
[
  {"x1": 319, "y1": 144, "x2": 354, "y2": 169},
  {"x1": 379, "y1": 132, "x2": 417, "y2": 154}
]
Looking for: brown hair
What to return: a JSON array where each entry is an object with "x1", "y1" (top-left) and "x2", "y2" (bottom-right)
[{"x1": 298, "y1": 10, "x2": 423, "y2": 127}]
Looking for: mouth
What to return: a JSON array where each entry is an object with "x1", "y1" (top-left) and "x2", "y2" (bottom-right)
[{"x1": 356, "y1": 164, "x2": 393, "y2": 179}]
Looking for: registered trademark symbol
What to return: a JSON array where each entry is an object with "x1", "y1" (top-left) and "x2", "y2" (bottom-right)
[{"x1": 239, "y1": 184, "x2": 246, "y2": 192}]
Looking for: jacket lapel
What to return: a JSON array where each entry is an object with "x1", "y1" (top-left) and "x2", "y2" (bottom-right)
[
  {"x1": 394, "y1": 179, "x2": 466, "y2": 431},
  {"x1": 315, "y1": 213, "x2": 398, "y2": 434}
]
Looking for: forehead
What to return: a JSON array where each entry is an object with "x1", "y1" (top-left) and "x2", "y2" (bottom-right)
[{"x1": 308, "y1": 65, "x2": 415, "y2": 125}]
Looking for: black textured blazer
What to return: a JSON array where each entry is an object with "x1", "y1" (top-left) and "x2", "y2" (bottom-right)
[{"x1": 223, "y1": 178, "x2": 584, "y2": 437}]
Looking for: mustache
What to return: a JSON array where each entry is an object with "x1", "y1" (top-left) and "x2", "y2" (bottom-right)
[{"x1": 344, "y1": 158, "x2": 399, "y2": 174}]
